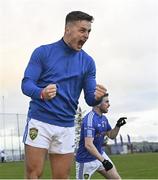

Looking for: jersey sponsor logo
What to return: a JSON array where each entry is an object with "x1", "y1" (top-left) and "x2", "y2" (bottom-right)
[
  {"x1": 29, "y1": 128, "x2": 38, "y2": 140},
  {"x1": 84, "y1": 173, "x2": 89, "y2": 179}
]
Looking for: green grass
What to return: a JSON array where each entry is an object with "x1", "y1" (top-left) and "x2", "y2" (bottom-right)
[{"x1": 0, "y1": 153, "x2": 158, "y2": 179}]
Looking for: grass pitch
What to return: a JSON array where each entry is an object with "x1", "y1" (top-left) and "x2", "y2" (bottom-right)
[{"x1": 0, "y1": 153, "x2": 158, "y2": 179}]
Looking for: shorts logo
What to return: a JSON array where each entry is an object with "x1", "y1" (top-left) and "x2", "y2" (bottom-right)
[
  {"x1": 84, "y1": 174, "x2": 89, "y2": 179},
  {"x1": 29, "y1": 128, "x2": 38, "y2": 140}
]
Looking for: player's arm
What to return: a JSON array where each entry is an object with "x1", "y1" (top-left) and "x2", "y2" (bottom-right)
[
  {"x1": 106, "y1": 117, "x2": 127, "y2": 139},
  {"x1": 85, "y1": 137, "x2": 104, "y2": 162},
  {"x1": 21, "y1": 46, "x2": 57, "y2": 100},
  {"x1": 21, "y1": 46, "x2": 44, "y2": 99},
  {"x1": 106, "y1": 127, "x2": 120, "y2": 139},
  {"x1": 83, "y1": 59, "x2": 106, "y2": 106},
  {"x1": 85, "y1": 137, "x2": 113, "y2": 171}
]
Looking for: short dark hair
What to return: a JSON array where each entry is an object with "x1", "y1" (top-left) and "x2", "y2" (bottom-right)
[{"x1": 65, "y1": 11, "x2": 94, "y2": 25}]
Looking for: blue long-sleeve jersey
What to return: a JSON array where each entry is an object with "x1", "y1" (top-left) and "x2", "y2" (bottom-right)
[
  {"x1": 21, "y1": 39, "x2": 100, "y2": 127},
  {"x1": 76, "y1": 110, "x2": 112, "y2": 163}
]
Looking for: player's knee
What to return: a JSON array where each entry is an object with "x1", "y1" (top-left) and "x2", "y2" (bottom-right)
[
  {"x1": 26, "y1": 166, "x2": 43, "y2": 179},
  {"x1": 113, "y1": 173, "x2": 121, "y2": 179},
  {"x1": 117, "y1": 174, "x2": 121, "y2": 179}
]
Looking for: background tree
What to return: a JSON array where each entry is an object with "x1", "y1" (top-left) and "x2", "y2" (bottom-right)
[{"x1": 75, "y1": 107, "x2": 86, "y2": 150}]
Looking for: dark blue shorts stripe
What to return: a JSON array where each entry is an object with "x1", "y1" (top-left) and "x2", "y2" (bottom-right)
[
  {"x1": 78, "y1": 163, "x2": 84, "y2": 179},
  {"x1": 23, "y1": 117, "x2": 31, "y2": 143}
]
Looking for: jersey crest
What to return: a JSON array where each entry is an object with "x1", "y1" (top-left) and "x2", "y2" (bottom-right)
[
  {"x1": 29, "y1": 128, "x2": 38, "y2": 140},
  {"x1": 84, "y1": 174, "x2": 89, "y2": 179}
]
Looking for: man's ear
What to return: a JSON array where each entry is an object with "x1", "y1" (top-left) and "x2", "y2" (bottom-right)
[{"x1": 65, "y1": 25, "x2": 70, "y2": 35}]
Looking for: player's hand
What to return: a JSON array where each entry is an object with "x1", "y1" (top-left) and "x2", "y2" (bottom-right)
[
  {"x1": 41, "y1": 84, "x2": 57, "y2": 100},
  {"x1": 116, "y1": 117, "x2": 127, "y2": 128},
  {"x1": 102, "y1": 159, "x2": 113, "y2": 171},
  {"x1": 94, "y1": 84, "x2": 107, "y2": 101}
]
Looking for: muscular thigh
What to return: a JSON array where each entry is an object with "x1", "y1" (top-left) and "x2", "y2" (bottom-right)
[
  {"x1": 49, "y1": 153, "x2": 74, "y2": 179},
  {"x1": 25, "y1": 144, "x2": 48, "y2": 172},
  {"x1": 98, "y1": 166, "x2": 121, "y2": 179},
  {"x1": 48, "y1": 126, "x2": 75, "y2": 178},
  {"x1": 97, "y1": 152, "x2": 121, "y2": 179}
]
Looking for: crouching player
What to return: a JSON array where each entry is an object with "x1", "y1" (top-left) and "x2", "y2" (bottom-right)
[{"x1": 76, "y1": 93, "x2": 126, "y2": 179}]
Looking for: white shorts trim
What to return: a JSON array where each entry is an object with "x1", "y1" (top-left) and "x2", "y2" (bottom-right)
[
  {"x1": 76, "y1": 152, "x2": 113, "y2": 179},
  {"x1": 23, "y1": 118, "x2": 75, "y2": 154}
]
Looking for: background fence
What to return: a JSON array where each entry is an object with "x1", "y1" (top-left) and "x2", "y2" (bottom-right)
[
  {"x1": 0, "y1": 113, "x2": 158, "y2": 162},
  {"x1": 0, "y1": 113, "x2": 26, "y2": 161}
]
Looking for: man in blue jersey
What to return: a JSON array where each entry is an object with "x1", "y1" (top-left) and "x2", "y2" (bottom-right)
[
  {"x1": 76, "y1": 93, "x2": 126, "y2": 179},
  {"x1": 21, "y1": 11, "x2": 107, "y2": 179}
]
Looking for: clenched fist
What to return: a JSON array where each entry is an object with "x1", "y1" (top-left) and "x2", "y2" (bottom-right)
[
  {"x1": 41, "y1": 84, "x2": 57, "y2": 100},
  {"x1": 94, "y1": 84, "x2": 107, "y2": 101}
]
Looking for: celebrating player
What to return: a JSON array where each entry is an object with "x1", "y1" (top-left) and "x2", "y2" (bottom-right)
[
  {"x1": 76, "y1": 93, "x2": 126, "y2": 179},
  {"x1": 21, "y1": 11, "x2": 107, "y2": 179}
]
